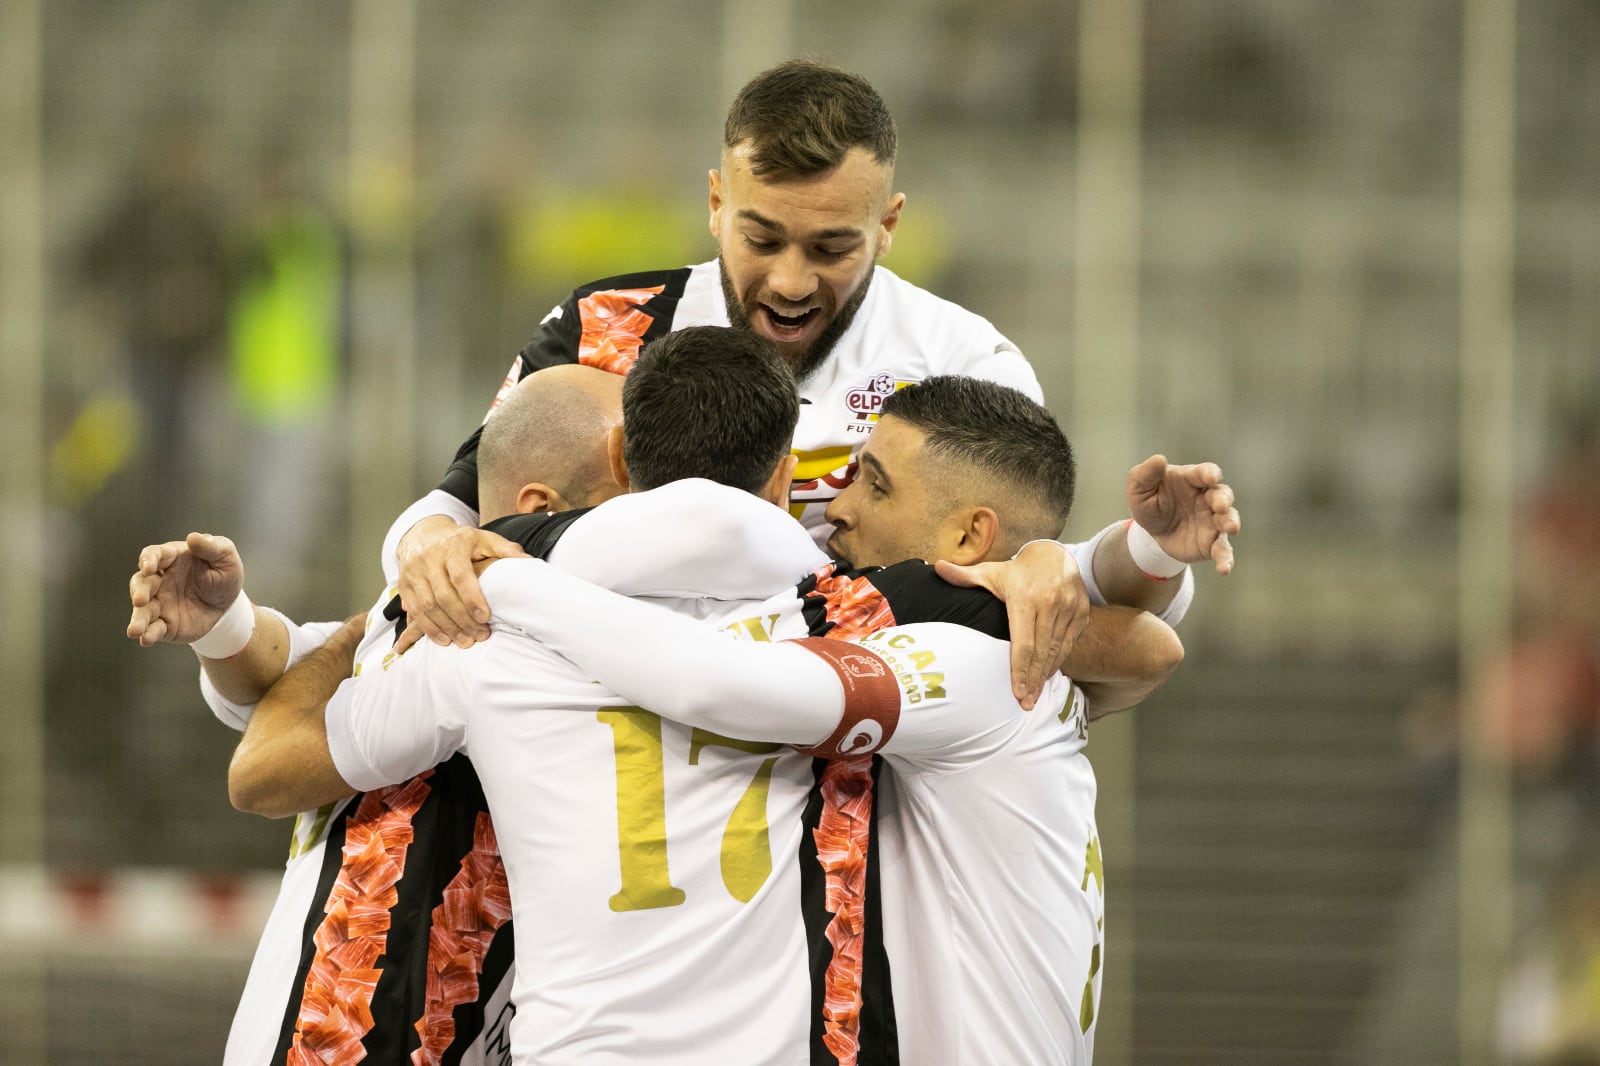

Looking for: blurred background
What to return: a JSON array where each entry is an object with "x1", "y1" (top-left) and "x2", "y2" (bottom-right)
[{"x1": 1, "y1": 0, "x2": 1596, "y2": 1063}]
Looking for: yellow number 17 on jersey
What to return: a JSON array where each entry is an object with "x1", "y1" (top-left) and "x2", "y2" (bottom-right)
[{"x1": 597, "y1": 708, "x2": 784, "y2": 912}]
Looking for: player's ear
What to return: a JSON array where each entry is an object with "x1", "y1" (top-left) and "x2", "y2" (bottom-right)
[
  {"x1": 708, "y1": 168, "x2": 724, "y2": 239},
  {"x1": 513, "y1": 483, "x2": 560, "y2": 515},
  {"x1": 761, "y1": 452, "x2": 799, "y2": 508},
  {"x1": 876, "y1": 191, "x2": 905, "y2": 260},
  {"x1": 607, "y1": 424, "x2": 632, "y2": 493},
  {"x1": 943, "y1": 505, "x2": 1000, "y2": 566},
  {"x1": 515, "y1": 482, "x2": 576, "y2": 515}
]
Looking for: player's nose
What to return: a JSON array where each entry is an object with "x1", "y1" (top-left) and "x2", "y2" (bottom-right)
[
  {"x1": 766, "y1": 249, "x2": 817, "y2": 304},
  {"x1": 823, "y1": 487, "x2": 856, "y2": 529}
]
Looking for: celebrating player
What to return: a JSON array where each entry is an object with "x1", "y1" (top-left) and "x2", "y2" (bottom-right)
[
  {"x1": 229, "y1": 329, "x2": 872, "y2": 1063},
  {"x1": 474, "y1": 376, "x2": 1234, "y2": 1063},
  {"x1": 220, "y1": 337, "x2": 1235, "y2": 1064},
  {"x1": 387, "y1": 59, "x2": 1097, "y2": 708},
  {"x1": 128, "y1": 364, "x2": 624, "y2": 1066},
  {"x1": 137, "y1": 344, "x2": 1235, "y2": 1056}
]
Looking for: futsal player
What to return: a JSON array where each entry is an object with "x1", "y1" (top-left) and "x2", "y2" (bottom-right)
[
  {"x1": 127, "y1": 364, "x2": 624, "y2": 1066},
  {"x1": 226, "y1": 348, "x2": 1235, "y2": 1063},
  {"x1": 464, "y1": 376, "x2": 1236, "y2": 1063}
]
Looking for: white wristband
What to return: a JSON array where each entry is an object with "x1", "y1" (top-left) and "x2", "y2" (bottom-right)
[
  {"x1": 1125, "y1": 521, "x2": 1187, "y2": 579},
  {"x1": 191, "y1": 590, "x2": 256, "y2": 659}
]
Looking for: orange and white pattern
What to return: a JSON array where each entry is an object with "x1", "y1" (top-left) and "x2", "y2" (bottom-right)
[
  {"x1": 806, "y1": 567, "x2": 897, "y2": 642},
  {"x1": 286, "y1": 773, "x2": 434, "y2": 1065},
  {"x1": 808, "y1": 567, "x2": 897, "y2": 1065},
  {"x1": 813, "y1": 757, "x2": 874, "y2": 1065},
  {"x1": 575, "y1": 287, "x2": 664, "y2": 376},
  {"x1": 410, "y1": 813, "x2": 512, "y2": 1066}
]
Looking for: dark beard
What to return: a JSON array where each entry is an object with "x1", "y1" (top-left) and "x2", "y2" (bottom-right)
[{"x1": 719, "y1": 258, "x2": 874, "y2": 383}]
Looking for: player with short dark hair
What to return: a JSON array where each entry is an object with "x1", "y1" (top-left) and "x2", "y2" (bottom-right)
[
  {"x1": 723, "y1": 59, "x2": 897, "y2": 178},
  {"x1": 874, "y1": 374, "x2": 1077, "y2": 550},
  {"x1": 224, "y1": 332, "x2": 868, "y2": 1064},
  {"x1": 620, "y1": 325, "x2": 798, "y2": 494},
  {"x1": 386, "y1": 60, "x2": 1158, "y2": 714},
  {"x1": 445, "y1": 377, "x2": 1230, "y2": 1064}
]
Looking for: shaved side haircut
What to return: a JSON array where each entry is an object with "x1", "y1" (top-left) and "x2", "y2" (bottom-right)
[{"x1": 882, "y1": 376, "x2": 1076, "y2": 550}]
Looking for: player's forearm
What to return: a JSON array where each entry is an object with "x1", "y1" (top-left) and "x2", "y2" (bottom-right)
[
  {"x1": 483, "y1": 559, "x2": 843, "y2": 745},
  {"x1": 202, "y1": 615, "x2": 349, "y2": 732},
  {"x1": 229, "y1": 615, "x2": 364, "y2": 818},
  {"x1": 1089, "y1": 522, "x2": 1187, "y2": 615},
  {"x1": 198, "y1": 606, "x2": 291, "y2": 706},
  {"x1": 1062, "y1": 606, "x2": 1184, "y2": 719}
]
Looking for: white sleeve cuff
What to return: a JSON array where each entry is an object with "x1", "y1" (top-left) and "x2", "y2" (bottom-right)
[
  {"x1": 380, "y1": 490, "x2": 481, "y2": 586},
  {"x1": 1066, "y1": 524, "x2": 1117, "y2": 608},
  {"x1": 1068, "y1": 523, "x2": 1195, "y2": 626},
  {"x1": 1156, "y1": 566, "x2": 1195, "y2": 626},
  {"x1": 199, "y1": 669, "x2": 252, "y2": 732},
  {"x1": 198, "y1": 611, "x2": 347, "y2": 731}
]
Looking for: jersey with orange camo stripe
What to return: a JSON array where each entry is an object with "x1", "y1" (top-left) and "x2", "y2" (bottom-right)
[
  {"x1": 487, "y1": 498, "x2": 1017, "y2": 1066},
  {"x1": 482, "y1": 485, "x2": 1103, "y2": 1065},
  {"x1": 435, "y1": 259, "x2": 1040, "y2": 548},
  {"x1": 223, "y1": 590, "x2": 515, "y2": 1066}
]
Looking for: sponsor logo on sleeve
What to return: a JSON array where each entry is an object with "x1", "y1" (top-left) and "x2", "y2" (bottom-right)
[
  {"x1": 788, "y1": 637, "x2": 901, "y2": 758},
  {"x1": 837, "y1": 719, "x2": 884, "y2": 756}
]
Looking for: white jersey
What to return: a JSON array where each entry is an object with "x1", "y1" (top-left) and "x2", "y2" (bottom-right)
[
  {"x1": 204, "y1": 602, "x2": 517, "y2": 1066},
  {"x1": 325, "y1": 483, "x2": 838, "y2": 1066},
  {"x1": 387, "y1": 260, "x2": 1042, "y2": 574},
  {"x1": 486, "y1": 488, "x2": 1106, "y2": 1065},
  {"x1": 875, "y1": 677, "x2": 1103, "y2": 1065},
  {"x1": 648, "y1": 261, "x2": 1041, "y2": 534}
]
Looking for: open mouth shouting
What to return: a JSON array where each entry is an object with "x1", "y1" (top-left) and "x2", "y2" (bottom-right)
[
  {"x1": 719, "y1": 258, "x2": 871, "y2": 376},
  {"x1": 757, "y1": 302, "x2": 822, "y2": 343}
]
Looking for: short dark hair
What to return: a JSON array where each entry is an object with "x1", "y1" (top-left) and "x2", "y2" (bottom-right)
[
  {"x1": 724, "y1": 60, "x2": 897, "y2": 177},
  {"x1": 881, "y1": 376, "x2": 1076, "y2": 537},
  {"x1": 622, "y1": 326, "x2": 799, "y2": 494}
]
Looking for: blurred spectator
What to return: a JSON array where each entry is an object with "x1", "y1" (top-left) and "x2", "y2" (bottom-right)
[
  {"x1": 1373, "y1": 415, "x2": 1600, "y2": 1064},
  {"x1": 1488, "y1": 418, "x2": 1600, "y2": 1064},
  {"x1": 225, "y1": 145, "x2": 346, "y2": 610},
  {"x1": 418, "y1": 133, "x2": 535, "y2": 391},
  {"x1": 74, "y1": 117, "x2": 231, "y2": 525},
  {"x1": 1404, "y1": 418, "x2": 1600, "y2": 779}
]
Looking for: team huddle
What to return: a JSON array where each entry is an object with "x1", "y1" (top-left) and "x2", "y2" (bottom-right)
[{"x1": 128, "y1": 62, "x2": 1240, "y2": 1066}]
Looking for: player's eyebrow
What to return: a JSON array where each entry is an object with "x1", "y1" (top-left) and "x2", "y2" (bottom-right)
[{"x1": 736, "y1": 209, "x2": 863, "y2": 243}]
